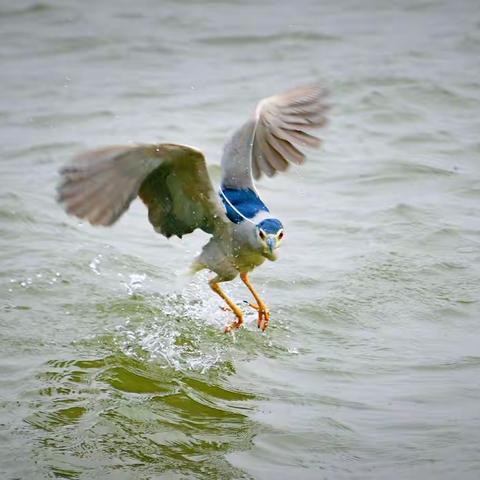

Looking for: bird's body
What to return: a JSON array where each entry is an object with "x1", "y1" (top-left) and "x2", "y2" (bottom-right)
[
  {"x1": 57, "y1": 85, "x2": 328, "y2": 332},
  {"x1": 194, "y1": 223, "x2": 266, "y2": 280}
]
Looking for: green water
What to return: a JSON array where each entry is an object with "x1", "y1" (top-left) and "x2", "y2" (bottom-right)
[{"x1": 1, "y1": 0, "x2": 480, "y2": 478}]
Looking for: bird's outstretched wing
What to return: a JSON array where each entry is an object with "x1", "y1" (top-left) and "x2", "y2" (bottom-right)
[
  {"x1": 57, "y1": 143, "x2": 229, "y2": 238},
  {"x1": 221, "y1": 84, "x2": 328, "y2": 189}
]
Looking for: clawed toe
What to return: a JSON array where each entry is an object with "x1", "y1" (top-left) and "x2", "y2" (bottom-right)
[
  {"x1": 224, "y1": 318, "x2": 243, "y2": 333},
  {"x1": 244, "y1": 301, "x2": 259, "y2": 311},
  {"x1": 242, "y1": 301, "x2": 270, "y2": 331},
  {"x1": 257, "y1": 308, "x2": 270, "y2": 332}
]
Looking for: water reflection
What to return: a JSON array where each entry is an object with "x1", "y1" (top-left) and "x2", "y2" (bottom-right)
[{"x1": 27, "y1": 349, "x2": 258, "y2": 478}]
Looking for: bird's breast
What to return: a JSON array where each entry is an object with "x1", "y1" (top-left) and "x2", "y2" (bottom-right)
[{"x1": 231, "y1": 247, "x2": 266, "y2": 273}]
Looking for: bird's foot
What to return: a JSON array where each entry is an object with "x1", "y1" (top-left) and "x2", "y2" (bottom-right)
[
  {"x1": 248, "y1": 303, "x2": 270, "y2": 331},
  {"x1": 224, "y1": 317, "x2": 243, "y2": 333},
  {"x1": 210, "y1": 281, "x2": 244, "y2": 334},
  {"x1": 223, "y1": 305, "x2": 244, "y2": 333}
]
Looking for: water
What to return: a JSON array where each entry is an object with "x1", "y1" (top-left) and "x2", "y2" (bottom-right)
[{"x1": 1, "y1": 0, "x2": 479, "y2": 478}]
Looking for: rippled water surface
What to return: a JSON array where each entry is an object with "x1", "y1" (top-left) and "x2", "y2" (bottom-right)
[{"x1": 1, "y1": 0, "x2": 480, "y2": 478}]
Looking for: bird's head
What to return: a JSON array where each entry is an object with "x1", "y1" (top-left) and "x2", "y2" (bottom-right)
[{"x1": 256, "y1": 218, "x2": 284, "y2": 261}]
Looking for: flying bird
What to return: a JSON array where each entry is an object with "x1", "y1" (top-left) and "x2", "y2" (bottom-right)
[{"x1": 57, "y1": 85, "x2": 328, "y2": 333}]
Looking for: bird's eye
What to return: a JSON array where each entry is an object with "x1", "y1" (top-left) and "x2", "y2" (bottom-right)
[
  {"x1": 278, "y1": 230, "x2": 284, "y2": 240},
  {"x1": 259, "y1": 230, "x2": 266, "y2": 240}
]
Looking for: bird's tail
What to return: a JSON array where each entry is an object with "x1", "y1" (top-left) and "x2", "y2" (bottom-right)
[
  {"x1": 188, "y1": 259, "x2": 206, "y2": 277},
  {"x1": 170, "y1": 260, "x2": 204, "y2": 291}
]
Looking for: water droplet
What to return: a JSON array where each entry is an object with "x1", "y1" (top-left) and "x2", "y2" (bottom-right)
[{"x1": 89, "y1": 254, "x2": 102, "y2": 275}]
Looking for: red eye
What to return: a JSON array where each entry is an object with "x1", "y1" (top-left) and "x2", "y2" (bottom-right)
[
  {"x1": 278, "y1": 231, "x2": 284, "y2": 240},
  {"x1": 259, "y1": 230, "x2": 266, "y2": 240}
]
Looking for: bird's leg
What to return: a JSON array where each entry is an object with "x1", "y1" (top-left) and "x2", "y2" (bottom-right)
[
  {"x1": 240, "y1": 273, "x2": 270, "y2": 331},
  {"x1": 209, "y1": 281, "x2": 244, "y2": 333}
]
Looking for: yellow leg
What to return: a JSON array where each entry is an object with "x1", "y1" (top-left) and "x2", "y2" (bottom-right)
[
  {"x1": 240, "y1": 273, "x2": 270, "y2": 331},
  {"x1": 210, "y1": 281, "x2": 244, "y2": 333}
]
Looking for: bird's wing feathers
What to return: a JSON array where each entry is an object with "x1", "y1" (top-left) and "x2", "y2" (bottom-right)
[
  {"x1": 221, "y1": 84, "x2": 328, "y2": 188},
  {"x1": 57, "y1": 143, "x2": 229, "y2": 238},
  {"x1": 58, "y1": 86, "x2": 327, "y2": 236}
]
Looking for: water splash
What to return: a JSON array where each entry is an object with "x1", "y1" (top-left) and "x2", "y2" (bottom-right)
[
  {"x1": 110, "y1": 274, "x2": 263, "y2": 373},
  {"x1": 124, "y1": 273, "x2": 147, "y2": 295},
  {"x1": 89, "y1": 253, "x2": 102, "y2": 275}
]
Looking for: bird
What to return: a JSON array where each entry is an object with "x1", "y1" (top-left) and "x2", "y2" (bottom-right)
[{"x1": 57, "y1": 84, "x2": 328, "y2": 333}]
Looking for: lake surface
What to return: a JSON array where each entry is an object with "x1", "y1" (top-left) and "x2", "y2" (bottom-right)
[{"x1": 1, "y1": 0, "x2": 479, "y2": 478}]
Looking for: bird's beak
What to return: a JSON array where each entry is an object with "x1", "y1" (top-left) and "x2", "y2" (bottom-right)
[{"x1": 266, "y1": 236, "x2": 276, "y2": 254}]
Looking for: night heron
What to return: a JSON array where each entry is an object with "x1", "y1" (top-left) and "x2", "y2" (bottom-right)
[{"x1": 57, "y1": 85, "x2": 328, "y2": 332}]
